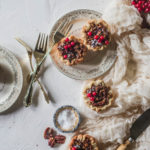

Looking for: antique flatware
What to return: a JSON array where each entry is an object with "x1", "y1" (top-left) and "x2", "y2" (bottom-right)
[
  {"x1": 24, "y1": 33, "x2": 49, "y2": 107},
  {"x1": 117, "y1": 108, "x2": 150, "y2": 150},
  {"x1": 53, "y1": 20, "x2": 73, "y2": 44},
  {"x1": 15, "y1": 38, "x2": 49, "y2": 103}
]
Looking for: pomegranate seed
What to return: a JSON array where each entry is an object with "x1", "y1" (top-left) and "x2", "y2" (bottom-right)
[
  {"x1": 64, "y1": 55, "x2": 67, "y2": 59},
  {"x1": 64, "y1": 45, "x2": 68, "y2": 49},
  {"x1": 145, "y1": 2, "x2": 148, "y2": 7},
  {"x1": 87, "y1": 93, "x2": 92, "y2": 97},
  {"x1": 90, "y1": 97, "x2": 95, "y2": 101},
  {"x1": 138, "y1": 7, "x2": 142, "y2": 12},
  {"x1": 71, "y1": 42, "x2": 75, "y2": 46},
  {"x1": 138, "y1": 1, "x2": 142, "y2": 5},
  {"x1": 136, "y1": 4, "x2": 140, "y2": 8},
  {"x1": 100, "y1": 36, "x2": 105, "y2": 40},
  {"x1": 98, "y1": 39, "x2": 102, "y2": 43},
  {"x1": 145, "y1": 8, "x2": 149, "y2": 13},
  {"x1": 72, "y1": 147, "x2": 77, "y2": 150},
  {"x1": 131, "y1": 1, "x2": 136, "y2": 5},
  {"x1": 65, "y1": 37, "x2": 69, "y2": 42},
  {"x1": 68, "y1": 44, "x2": 72, "y2": 48},
  {"x1": 88, "y1": 32, "x2": 92, "y2": 36},
  {"x1": 142, "y1": 4, "x2": 145, "y2": 9},
  {"x1": 105, "y1": 40, "x2": 109, "y2": 45},
  {"x1": 94, "y1": 35, "x2": 99, "y2": 39},
  {"x1": 92, "y1": 92, "x2": 97, "y2": 96}
]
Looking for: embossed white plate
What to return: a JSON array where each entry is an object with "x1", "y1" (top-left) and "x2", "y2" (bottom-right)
[
  {"x1": 50, "y1": 9, "x2": 117, "y2": 80},
  {"x1": 0, "y1": 46, "x2": 23, "y2": 113}
]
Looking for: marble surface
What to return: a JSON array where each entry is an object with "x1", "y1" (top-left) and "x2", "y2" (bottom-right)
[{"x1": 0, "y1": 0, "x2": 110, "y2": 150}]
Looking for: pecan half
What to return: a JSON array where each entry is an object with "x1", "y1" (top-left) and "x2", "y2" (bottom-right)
[
  {"x1": 44, "y1": 127, "x2": 53, "y2": 139},
  {"x1": 55, "y1": 135, "x2": 66, "y2": 144},
  {"x1": 48, "y1": 137, "x2": 56, "y2": 147}
]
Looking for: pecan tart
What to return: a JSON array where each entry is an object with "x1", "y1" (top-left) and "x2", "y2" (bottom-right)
[
  {"x1": 83, "y1": 80, "x2": 113, "y2": 112},
  {"x1": 69, "y1": 134, "x2": 99, "y2": 150},
  {"x1": 82, "y1": 20, "x2": 111, "y2": 51},
  {"x1": 51, "y1": 36, "x2": 87, "y2": 66}
]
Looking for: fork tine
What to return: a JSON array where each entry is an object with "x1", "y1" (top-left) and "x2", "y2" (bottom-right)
[
  {"x1": 59, "y1": 20, "x2": 70, "y2": 33},
  {"x1": 44, "y1": 35, "x2": 48, "y2": 52},
  {"x1": 35, "y1": 33, "x2": 41, "y2": 50},
  {"x1": 41, "y1": 34, "x2": 46, "y2": 51},
  {"x1": 39, "y1": 33, "x2": 44, "y2": 49},
  {"x1": 64, "y1": 23, "x2": 73, "y2": 36},
  {"x1": 57, "y1": 19, "x2": 69, "y2": 32}
]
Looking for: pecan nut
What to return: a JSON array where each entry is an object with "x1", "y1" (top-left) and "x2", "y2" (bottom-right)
[
  {"x1": 55, "y1": 135, "x2": 66, "y2": 144},
  {"x1": 44, "y1": 127, "x2": 53, "y2": 139},
  {"x1": 48, "y1": 137, "x2": 56, "y2": 147}
]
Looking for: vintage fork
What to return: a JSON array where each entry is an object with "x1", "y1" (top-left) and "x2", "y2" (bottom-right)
[
  {"x1": 33, "y1": 33, "x2": 50, "y2": 102},
  {"x1": 24, "y1": 33, "x2": 49, "y2": 107},
  {"x1": 15, "y1": 37, "x2": 50, "y2": 104},
  {"x1": 34, "y1": 33, "x2": 48, "y2": 64},
  {"x1": 24, "y1": 21, "x2": 73, "y2": 107},
  {"x1": 53, "y1": 20, "x2": 73, "y2": 44}
]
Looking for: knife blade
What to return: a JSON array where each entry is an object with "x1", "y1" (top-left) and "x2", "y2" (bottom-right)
[
  {"x1": 117, "y1": 108, "x2": 150, "y2": 150},
  {"x1": 130, "y1": 108, "x2": 150, "y2": 140}
]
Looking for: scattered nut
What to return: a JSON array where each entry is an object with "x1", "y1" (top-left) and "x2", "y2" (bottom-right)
[
  {"x1": 48, "y1": 137, "x2": 56, "y2": 147},
  {"x1": 55, "y1": 135, "x2": 66, "y2": 144},
  {"x1": 44, "y1": 127, "x2": 66, "y2": 148},
  {"x1": 44, "y1": 127, "x2": 53, "y2": 139}
]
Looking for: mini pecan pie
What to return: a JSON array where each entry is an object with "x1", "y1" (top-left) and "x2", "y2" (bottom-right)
[
  {"x1": 82, "y1": 20, "x2": 111, "y2": 51},
  {"x1": 83, "y1": 80, "x2": 113, "y2": 112},
  {"x1": 52, "y1": 36, "x2": 87, "y2": 66},
  {"x1": 69, "y1": 134, "x2": 99, "y2": 150}
]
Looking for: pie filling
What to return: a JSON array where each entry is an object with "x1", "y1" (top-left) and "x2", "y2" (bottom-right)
[
  {"x1": 86, "y1": 82, "x2": 112, "y2": 107},
  {"x1": 57, "y1": 37, "x2": 87, "y2": 63},
  {"x1": 71, "y1": 136, "x2": 94, "y2": 150},
  {"x1": 84, "y1": 21, "x2": 110, "y2": 49}
]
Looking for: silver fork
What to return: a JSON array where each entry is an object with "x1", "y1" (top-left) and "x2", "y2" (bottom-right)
[
  {"x1": 16, "y1": 37, "x2": 50, "y2": 104},
  {"x1": 53, "y1": 20, "x2": 73, "y2": 44},
  {"x1": 32, "y1": 33, "x2": 50, "y2": 102},
  {"x1": 34, "y1": 33, "x2": 48, "y2": 64},
  {"x1": 24, "y1": 21, "x2": 73, "y2": 107},
  {"x1": 24, "y1": 33, "x2": 49, "y2": 107}
]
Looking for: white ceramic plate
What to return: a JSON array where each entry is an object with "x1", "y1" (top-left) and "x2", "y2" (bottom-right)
[
  {"x1": 0, "y1": 46, "x2": 23, "y2": 113},
  {"x1": 50, "y1": 9, "x2": 117, "y2": 80}
]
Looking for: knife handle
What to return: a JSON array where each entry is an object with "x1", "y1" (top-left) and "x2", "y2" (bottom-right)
[{"x1": 117, "y1": 140, "x2": 130, "y2": 150}]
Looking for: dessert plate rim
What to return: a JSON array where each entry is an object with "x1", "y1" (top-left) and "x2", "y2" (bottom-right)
[
  {"x1": 0, "y1": 46, "x2": 23, "y2": 113},
  {"x1": 49, "y1": 9, "x2": 117, "y2": 80}
]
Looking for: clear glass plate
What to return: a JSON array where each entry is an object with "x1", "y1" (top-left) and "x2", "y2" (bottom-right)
[{"x1": 49, "y1": 9, "x2": 117, "y2": 80}]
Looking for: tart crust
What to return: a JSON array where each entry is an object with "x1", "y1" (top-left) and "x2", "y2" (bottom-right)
[
  {"x1": 82, "y1": 19, "x2": 111, "y2": 51},
  {"x1": 50, "y1": 36, "x2": 87, "y2": 66},
  {"x1": 69, "y1": 134, "x2": 99, "y2": 150},
  {"x1": 83, "y1": 80, "x2": 113, "y2": 112}
]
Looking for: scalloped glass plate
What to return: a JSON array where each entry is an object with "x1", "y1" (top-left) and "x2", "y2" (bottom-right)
[
  {"x1": 0, "y1": 46, "x2": 23, "y2": 113},
  {"x1": 49, "y1": 9, "x2": 117, "y2": 80}
]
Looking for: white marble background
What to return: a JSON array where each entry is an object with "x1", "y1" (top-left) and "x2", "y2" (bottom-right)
[{"x1": 0, "y1": 0, "x2": 110, "y2": 150}]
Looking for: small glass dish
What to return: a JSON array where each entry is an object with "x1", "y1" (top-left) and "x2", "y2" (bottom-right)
[{"x1": 53, "y1": 105, "x2": 81, "y2": 133}]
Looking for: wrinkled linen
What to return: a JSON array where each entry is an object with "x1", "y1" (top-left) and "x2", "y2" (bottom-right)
[{"x1": 79, "y1": 0, "x2": 150, "y2": 149}]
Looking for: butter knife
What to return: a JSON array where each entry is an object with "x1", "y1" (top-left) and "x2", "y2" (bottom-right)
[{"x1": 117, "y1": 108, "x2": 150, "y2": 150}]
